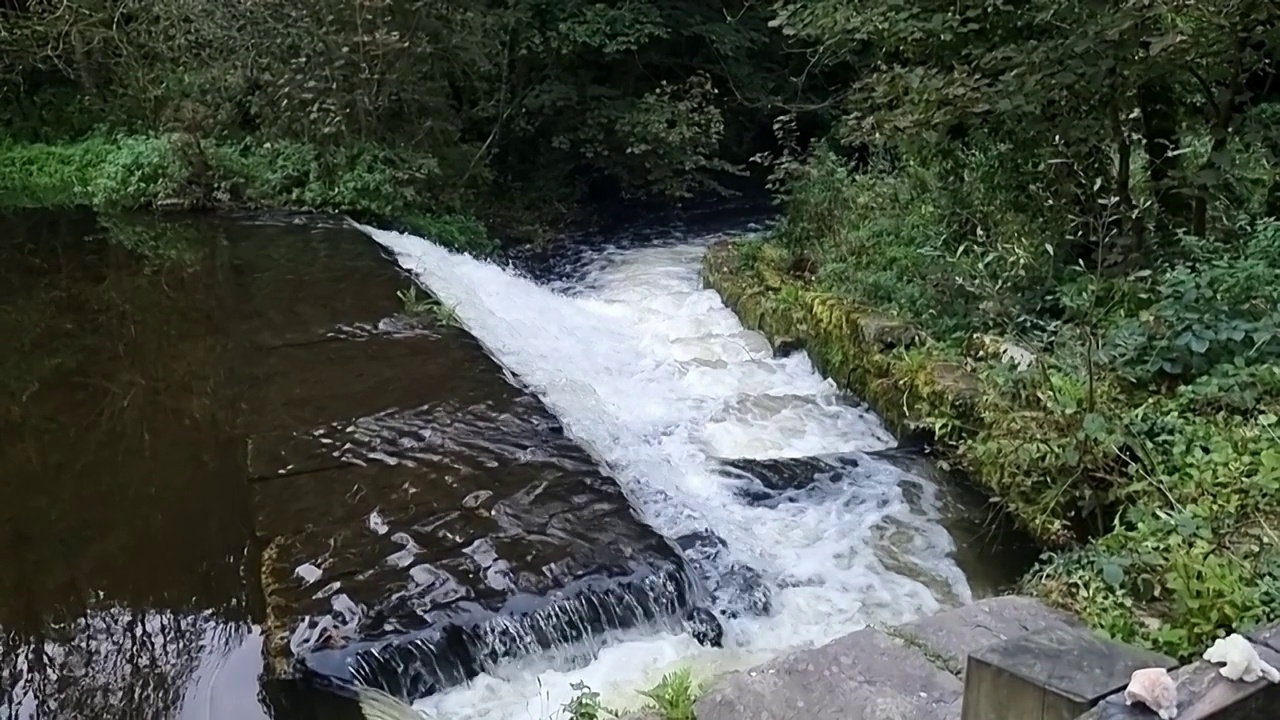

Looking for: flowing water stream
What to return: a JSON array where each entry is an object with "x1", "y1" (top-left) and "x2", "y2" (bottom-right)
[
  {"x1": 0, "y1": 209, "x2": 1030, "y2": 720},
  {"x1": 356, "y1": 220, "x2": 990, "y2": 719}
]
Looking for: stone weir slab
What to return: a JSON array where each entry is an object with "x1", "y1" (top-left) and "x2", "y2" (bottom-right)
[
  {"x1": 684, "y1": 596, "x2": 1081, "y2": 720},
  {"x1": 230, "y1": 222, "x2": 693, "y2": 701}
]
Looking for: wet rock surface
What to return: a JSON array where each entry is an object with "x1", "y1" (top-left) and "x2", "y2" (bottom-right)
[
  {"x1": 238, "y1": 223, "x2": 693, "y2": 700},
  {"x1": 673, "y1": 531, "x2": 771, "y2": 619},
  {"x1": 720, "y1": 453, "x2": 863, "y2": 505}
]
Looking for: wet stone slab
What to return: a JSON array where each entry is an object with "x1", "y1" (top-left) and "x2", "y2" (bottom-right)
[{"x1": 246, "y1": 390, "x2": 579, "y2": 481}]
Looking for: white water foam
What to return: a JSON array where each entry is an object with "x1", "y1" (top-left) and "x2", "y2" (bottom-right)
[{"x1": 355, "y1": 225, "x2": 973, "y2": 719}]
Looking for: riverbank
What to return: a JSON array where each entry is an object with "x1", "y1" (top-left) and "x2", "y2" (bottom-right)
[
  {"x1": 702, "y1": 234, "x2": 1280, "y2": 659},
  {"x1": 0, "y1": 134, "x2": 499, "y2": 254}
]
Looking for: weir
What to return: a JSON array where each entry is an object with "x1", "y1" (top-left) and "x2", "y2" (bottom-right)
[
  {"x1": 353, "y1": 216, "x2": 1001, "y2": 718},
  {"x1": 0, "y1": 210, "x2": 1021, "y2": 720},
  {"x1": 242, "y1": 220, "x2": 704, "y2": 701}
]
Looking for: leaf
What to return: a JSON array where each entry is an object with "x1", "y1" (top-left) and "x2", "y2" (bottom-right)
[
  {"x1": 1101, "y1": 561, "x2": 1125, "y2": 588},
  {"x1": 1082, "y1": 412, "x2": 1109, "y2": 440},
  {"x1": 1148, "y1": 33, "x2": 1181, "y2": 56},
  {"x1": 1188, "y1": 335, "x2": 1209, "y2": 354}
]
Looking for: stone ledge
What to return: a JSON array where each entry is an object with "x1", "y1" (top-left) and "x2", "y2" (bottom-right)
[
  {"x1": 693, "y1": 627, "x2": 963, "y2": 720},
  {"x1": 1077, "y1": 640, "x2": 1280, "y2": 720},
  {"x1": 1249, "y1": 624, "x2": 1280, "y2": 655},
  {"x1": 964, "y1": 625, "x2": 1175, "y2": 720},
  {"x1": 894, "y1": 595, "x2": 1081, "y2": 677}
]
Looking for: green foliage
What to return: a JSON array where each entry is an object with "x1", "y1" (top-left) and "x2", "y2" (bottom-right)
[
  {"x1": 0, "y1": 135, "x2": 498, "y2": 252},
  {"x1": 1031, "y1": 408, "x2": 1280, "y2": 657},
  {"x1": 2, "y1": 0, "x2": 806, "y2": 215},
  {"x1": 561, "y1": 669, "x2": 700, "y2": 720},
  {"x1": 1100, "y1": 220, "x2": 1280, "y2": 383},
  {"x1": 0, "y1": 134, "x2": 184, "y2": 209},
  {"x1": 397, "y1": 286, "x2": 460, "y2": 327},
  {"x1": 637, "y1": 669, "x2": 699, "y2": 720},
  {"x1": 563, "y1": 682, "x2": 612, "y2": 720},
  {"x1": 205, "y1": 140, "x2": 447, "y2": 215},
  {"x1": 402, "y1": 214, "x2": 499, "y2": 257}
]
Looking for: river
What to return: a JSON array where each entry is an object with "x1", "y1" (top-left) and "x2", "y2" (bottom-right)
[{"x1": 0, "y1": 208, "x2": 1033, "y2": 720}]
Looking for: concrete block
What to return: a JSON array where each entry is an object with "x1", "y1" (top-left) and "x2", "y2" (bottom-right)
[
  {"x1": 1078, "y1": 640, "x2": 1280, "y2": 720},
  {"x1": 695, "y1": 627, "x2": 963, "y2": 720},
  {"x1": 895, "y1": 596, "x2": 1080, "y2": 675},
  {"x1": 961, "y1": 625, "x2": 1176, "y2": 720},
  {"x1": 1248, "y1": 622, "x2": 1280, "y2": 655}
]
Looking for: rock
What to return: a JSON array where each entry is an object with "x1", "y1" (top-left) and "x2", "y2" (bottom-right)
[
  {"x1": 720, "y1": 453, "x2": 861, "y2": 497},
  {"x1": 1249, "y1": 623, "x2": 1280, "y2": 655},
  {"x1": 894, "y1": 595, "x2": 1080, "y2": 676},
  {"x1": 857, "y1": 313, "x2": 925, "y2": 351},
  {"x1": 684, "y1": 606, "x2": 725, "y2": 648},
  {"x1": 694, "y1": 628, "x2": 962, "y2": 720},
  {"x1": 772, "y1": 336, "x2": 803, "y2": 357},
  {"x1": 672, "y1": 531, "x2": 772, "y2": 618}
]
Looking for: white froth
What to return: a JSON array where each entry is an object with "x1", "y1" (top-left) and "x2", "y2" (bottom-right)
[{"x1": 355, "y1": 225, "x2": 973, "y2": 719}]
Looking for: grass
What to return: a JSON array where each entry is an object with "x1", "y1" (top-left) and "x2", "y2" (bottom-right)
[{"x1": 397, "y1": 286, "x2": 461, "y2": 326}]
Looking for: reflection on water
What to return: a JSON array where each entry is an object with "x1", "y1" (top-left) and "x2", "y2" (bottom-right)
[
  {"x1": 2, "y1": 610, "x2": 247, "y2": 720},
  {"x1": 0, "y1": 212, "x2": 340, "y2": 720}
]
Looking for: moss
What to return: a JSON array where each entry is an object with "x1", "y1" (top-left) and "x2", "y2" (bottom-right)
[{"x1": 259, "y1": 535, "x2": 295, "y2": 678}]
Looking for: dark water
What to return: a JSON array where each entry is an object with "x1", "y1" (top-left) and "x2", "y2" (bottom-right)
[
  {"x1": 0, "y1": 211, "x2": 727, "y2": 719},
  {"x1": 0, "y1": 210, "x2": 1036, "y2": 720},
  {"x1": 1, "y1": 212, "x2": 263, "y2": 720}
]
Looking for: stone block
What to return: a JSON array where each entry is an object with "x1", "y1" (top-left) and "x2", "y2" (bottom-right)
[
  {"x1": 960, "y1": 625, "x2": 1176, "y2": 720},
  {"x1": 895, "y1": 596, "x2": 1080, "y2": 676},
  {"x1": 1077, "y1": 640, "x2": 1280, "y2": 720},
  {"x1": 1248, "y1": 622, "x2": 1280, "y2": 655},
  {"x1": 695, "y1": 627, "x2": 963, "y2": 720}
]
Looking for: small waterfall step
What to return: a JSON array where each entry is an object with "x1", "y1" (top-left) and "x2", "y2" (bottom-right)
[
  {"x1": 671, "y1": 597, "x2": 1079, "y2": 720},
  {"x1": 241, "y1": 226, "x2": 698, "y2": 702}
]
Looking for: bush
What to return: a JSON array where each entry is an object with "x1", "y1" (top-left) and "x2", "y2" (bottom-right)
[
  {"x1": 0, "y1": 134, "x2": 498, "y2": 254},
  {"x1": 1099, "y1": 220, "x2": 1280, "y2": 384},
  {"x1": 0, "y1": 134, "x2": 184, "y2": 208}
]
